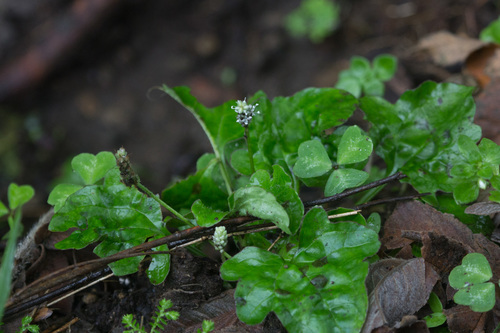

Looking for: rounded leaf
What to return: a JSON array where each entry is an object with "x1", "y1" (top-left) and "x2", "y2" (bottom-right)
[
  {"x1": 453, "y1": 283, "x2": 495, "y2": 312},
  {"x1": 293, "y1": 140, "x2": 332, "y2": 178},
  {"x1": 337, "y1": 126, "x2": 373, "y2": 165},
  {"x1": 48, "y1": 183, "x2": 83, "y2": 212},
  {"x1": 8, "y1": 183, "x2": 35, "y2": 210},
  {"x1": 325, "y1": 168, "x2": 368, "y2": 196},
  {"x1": 71, "y1": 152, "x2": 116, "y2": 185},
  {"x1": 373, "y1": 54, "x2": 397, "y2": 81},
  {"x1": 449, "y1": 253, "x2": 492, "y2": 288}
]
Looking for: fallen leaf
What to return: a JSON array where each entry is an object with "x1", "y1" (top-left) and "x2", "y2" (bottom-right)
[
  {"x1": 417, "y1": 31, "x2": 484, "y2": 68},
  {"x1": 362, "y1": 258, "x2": 438, "y2": 332},
  {"x1": 444, "y1": 305, "x2": 490, "y2": 333},
  {"x1": 464, "y1": 44, "x2": 500, "y2": 88},
  {"x1": 474, "y1": 79, "x2": 500, "y2": 144},
  {"x1": 465, "y1": 202, "x2": 500, "y2": 215}
]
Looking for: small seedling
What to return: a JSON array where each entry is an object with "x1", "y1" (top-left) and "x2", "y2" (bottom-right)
[
  {"x1": 423, "y1": 292, "x2": 446, "y2": 328},
  {"x1": 284, "y1": 0, "x2": 340, "y2": 43},
  {"x1": 122, "y1": 299, "x2": 180, "y2": 333},
  {"x1": 335, "y1": 54, "x2": 397, "y2": 97},
  {"x1": 0, "y1": 184, "x2": 35, "y2": 324},
  {"x1": 449, "y1": 253, "x2": 496, "y2": 312},
  {"x1": 16, "y1": 316, "x2": 39, "y2": 333}
]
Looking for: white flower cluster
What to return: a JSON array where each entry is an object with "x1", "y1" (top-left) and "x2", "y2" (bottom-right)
[
  {"x1": 213, "y1": 226, "x2": 228, "y2": 253},
  {"x1": 231, "y1": 98, "x2": 259, "y2": 127}
]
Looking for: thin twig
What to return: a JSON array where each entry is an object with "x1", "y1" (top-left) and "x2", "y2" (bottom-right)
[
  {"x1": 267, "y1": 232, "x2": 284, "y2": 252},
  {"x1": 304, "y1": 172, "x2": 407, "y2": 207},
  {"x1": 47, "y1": 273, "x2": 114, "y2": 307},
  {"x1": 355, "y1": 192, "x2": 430, "y2": 210},
  {"x1": 328, "y1": 210, "x2": 361, "y2": 219}
]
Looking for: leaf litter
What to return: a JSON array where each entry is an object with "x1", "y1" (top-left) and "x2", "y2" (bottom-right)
[{"x1": 370, "y1": 200, "x2": 500, "y2": 332}]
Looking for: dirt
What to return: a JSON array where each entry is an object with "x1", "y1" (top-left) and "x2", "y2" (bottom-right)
[{"x1": 1, "y1": 0, "x2": 499, "y2": 332}]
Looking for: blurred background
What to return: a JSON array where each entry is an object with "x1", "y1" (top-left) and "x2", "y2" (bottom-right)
[{"x1": 0, "y1": 0, "x2": 497, "y2": 218}]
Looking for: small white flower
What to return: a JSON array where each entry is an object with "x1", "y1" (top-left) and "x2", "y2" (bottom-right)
[
  {"x1": 213, "y1": 226, "x2": 228, "y2": 253},
  {"x1": 231, "y1": 98, "x2": 259, "y2": 127},
  {"x1": 478, "y1": 178, "x2": 488, "y2": 190}
]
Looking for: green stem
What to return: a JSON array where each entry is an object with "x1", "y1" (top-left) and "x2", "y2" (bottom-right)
[
  {"x1": 136, "y1": 183, "x2": 194, "y2": 227},
  {"x1": 245, "y1": 127, "x2": 255, "y2": 174}
]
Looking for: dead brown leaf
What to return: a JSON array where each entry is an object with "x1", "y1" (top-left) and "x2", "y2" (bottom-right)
[
  {"x1": 474, "y1": 80, "x2": 500, "y2": 144},
  {"x1": 416, "y1": 31, "x2": 484, "y2": 68},
  {"x1": 444, "y1": 305, "x2": 490, "y2": 333},
  {"x1": 362, "y1": 258, "x2": 438, "y2": 332}
]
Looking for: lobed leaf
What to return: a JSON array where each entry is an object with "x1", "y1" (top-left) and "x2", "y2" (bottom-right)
[
  {"x1": 221, "y1": 207, "x2": 380, "y2": 331},
  {"x1": 337, "y1": 126, "x2": 373, "y2": 165},
  {"x1": 49, "y1": 183, "x2": 164, "y2": 275},
  {"x1": 361, "y1": 81, "x2": 482, "y2": 196},
  {"x1": 7, "y1": 183, "x2": 35, "y2": 211},
  {"x1": 71, "y1": 152, "x2": 116, "y2": 185},
  {"x1": 293, "y1": 140, "x2": 332, "y2": 178}
]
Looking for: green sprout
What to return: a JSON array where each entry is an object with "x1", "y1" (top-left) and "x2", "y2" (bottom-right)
[
  {"x1": 335, "y1": 54, "x2": 397, "y2": 98},
  {"x1": 449, "y1": 253, "x2": 496, "y2": 312},
  {"x1": 122, "y1": 298, "x2": 180, "y2": 333},
  {"x1": 284, "y1": 0, "x2": 340, "y2": 43}
]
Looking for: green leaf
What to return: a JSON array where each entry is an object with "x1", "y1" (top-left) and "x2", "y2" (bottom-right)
[
  {"x1": 366, "y1": 213, "x2": 381, "y2": 233},
  {"x1": 71, "y1": 152, "x2": 116, "y2": 185},
  {"x1": 0, "y1": 201, "x2": 7, "y2": 218},
  {"x1": 479, "y1": 138, "x2": 500, "y2": 167},
  {"x1": 0, "y1": 207, "x2": 23, "y2": 323},
  {"x1": 162, "y1": 160, "x2": 228, "y2": 211},
  {"x1": 362, "y1": 81, "x2": 481, "y2": 194},
  {"x1": 7, "y1": 183, "x2": 35, "y2": 210},
  {"x1": 362, "y1": 77, "x2": 385, "y2": 97},
  {"x1": 270, "y1": 88, "x2": 357, "y2": 153},
  {"x1": 449, "y1": 253, "x2": 495, "y2": 312},
  {"x1": 480, "y1": 17, "x2": 500, "y2": 43},
  {"x1": 453, "y1": 181, "x2": 479, "y2": 205},
  {"x1": 249, "y1": 165, "x2": 304, "y2": 234},
  {"x1": 324, "y1": 168, "x2": 369, "y2": 196},
  {"x1": 232, "y1": 186, "x2": 291, "y2": 234},
  {"x1": 337, "y1": 126, "x2": 373, "y2": 165},
  {"x1": 49, "y1": 183, "x2": 163, "y2": 275},
  {"x1": 428, "y1": 292, "x2": 443, "y2": 313},
  {"x1": 491, "y1": 190, "x2": 500, "y2": 203},
  {"x1": 350, "y1": 56, "x2": 371, "y2": 77},
  {"x1": 231, "y1": 149, "x2": 252, "y2": 175},
  {"x1": 284, "y1": 0, "x2": 340, "y2": 43},
  {"x1": 192, "y1": 199, "x2": 228, "y2": 227},
  {"x1": 424, "y1": 312, "x2": 447, "y2": 328},
  {"x1": 221, "y1": 207, "x2": 380, "y2": 331},
  {"x1": 48, "y1": 184, "x2": 83, "y2": 212},
  {"x1": 373, "y1": 54, "x2": 397, "y2": 81},
  {"x1": 147, "y1": 240, "x2": 170, "y2": 285},
  {"x1": 293, "y1": 140, "x2": 332, "y2": 178},
  {"x1": 458, "y1": 135, "x2": 481, "y2": 163},
  {"x1": 160, "y1": 85, "x2": 244, "y2": 161},
  {"x1": 335, "y1": 75, "x2": 361, "y2": 98},
  {"x1": 492, "y1": 175, "x2": 500, "y2": 190}
]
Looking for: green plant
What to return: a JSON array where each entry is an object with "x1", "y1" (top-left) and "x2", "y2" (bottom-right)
[
  {"x1": 480, "y1": 16, "x2": 500, "y2": 43},
  {"x1": 122, "y1": 299, "x2": 180, "y2": 333},
  {"x1": 0, "y1": 184, "x2": 34, "y2": 324},
  {"x1": 423, "y1": 292, "x2": 446, "y2": 328},
  {"x1": 335, "y1": 54, "x2": 397, "y2": 98},
  {"x1": 449, "y1": 253, "x2": 497, "y2": 313},
  {"x1": 15, "y1": 316, "x2": 39, "y2": 333},
  {"x1": 30, "y1": 55, "x2": 499, "y2": 331},
  {"x1": 284, "y1": 0, "x2": 340, "y2": 43},
  {"x1": 198, "y1": 320, "x2": 215, "y2": 333}
]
